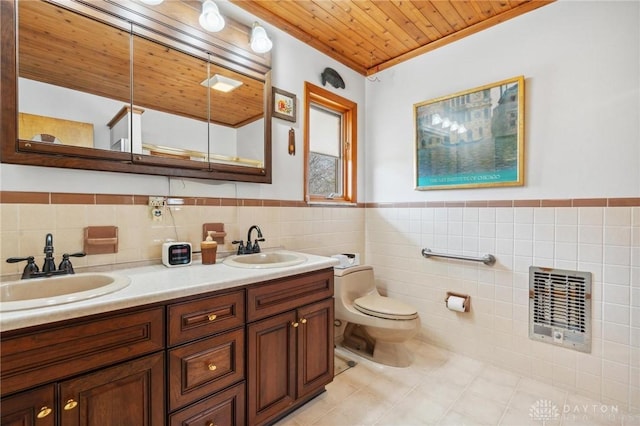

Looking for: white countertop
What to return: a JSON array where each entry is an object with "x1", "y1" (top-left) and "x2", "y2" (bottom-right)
[{"x1": 0, "y1": 251, "x2": 339, "y2": 332}]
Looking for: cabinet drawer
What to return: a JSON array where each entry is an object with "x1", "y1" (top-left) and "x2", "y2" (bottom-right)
[
  {"x1": 168, "y1": 328, "x2": 244, "y2": 411},
  {"x1": 1, "y1": 307, "x2": 164, "y2": 396},
  {"x1": 169, "y1": 381, "x2": 245, "y2": 426},
  {"x1": 247, "y1": 268, "x2": 334, "y2": 322},
  {"x1": 168, "y1": 290, "x2": 244, "y2": 347}
]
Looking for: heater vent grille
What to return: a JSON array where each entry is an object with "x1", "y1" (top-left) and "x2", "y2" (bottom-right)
[{"x1": 529, "y1": 267, "x2": 591, "y2": 352}]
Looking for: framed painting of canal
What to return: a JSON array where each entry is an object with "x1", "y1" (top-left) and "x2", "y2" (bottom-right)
[{"x1": 414, "y1": 76, "x2": 524, "y2": 190}]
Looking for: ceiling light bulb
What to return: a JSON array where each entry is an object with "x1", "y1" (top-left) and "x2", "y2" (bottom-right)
[
  {"x1": 139, "y1": 0, "x2": 163, "y2": 4},
  {"x1": 199, "y1": 0, "x2": 225, "y2": 32},
  {"x1": 250, "y1": 22, "x2": 273, "y2": 53}
]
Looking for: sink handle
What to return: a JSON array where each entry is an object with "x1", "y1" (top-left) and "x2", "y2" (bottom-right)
[
  {"x1": 231, "y1": 240, "x2": 245, "y2": 255},
  {"x1": 251, "y1": 238, "x2": 266, "y2": 253},
  {"x1": 6, "y1": 256, "x2": 40, "y2": 279},
  {"x1": 58, "y1": 252, "x2": 86, "y2": 274},
  {"x1": 6, "y1": 256, "x2": 34, "y2": 263}
]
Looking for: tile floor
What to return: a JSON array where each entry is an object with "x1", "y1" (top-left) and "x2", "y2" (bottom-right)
[{"x1": 275, "y1": 339, "x2": 639, "y2": 426}]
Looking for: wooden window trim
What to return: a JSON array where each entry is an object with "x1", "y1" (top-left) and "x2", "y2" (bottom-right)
[{"x1": 303, "y1": 82, "x2": 357, "y2": 204}]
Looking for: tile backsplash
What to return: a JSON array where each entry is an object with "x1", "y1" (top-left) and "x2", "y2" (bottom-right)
[
  {"x1": 0, "y1": 200, "x2": 365, "y2": 277},
  {"x1": 1, "y1": 193, "x2": 637, "y2": 413}
]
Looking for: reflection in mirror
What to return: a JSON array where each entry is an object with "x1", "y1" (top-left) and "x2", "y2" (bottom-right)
[
  {"x1": 14, "y1": 0, "x2": 269, "y2": 177},
  {"x1": 18, "y1": 0, "x2": 130, "y2": 152},
  {"x1": 130, "y1": 34, "x2": 265, "y2": 168}
]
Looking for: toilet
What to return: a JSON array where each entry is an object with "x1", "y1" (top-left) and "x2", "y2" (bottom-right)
[{"x1": 334, "y1": 265, "x2": 420, "y2": 367}]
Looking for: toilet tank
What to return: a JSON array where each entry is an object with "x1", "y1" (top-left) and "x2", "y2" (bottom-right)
[{"x1": 334, "y1": 265, "x2": 378, "y2": 302}]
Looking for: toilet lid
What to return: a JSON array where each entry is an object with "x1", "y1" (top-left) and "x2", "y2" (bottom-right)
[{"x1": 353, "y1": 294, "x2": 418, "y2": 320}]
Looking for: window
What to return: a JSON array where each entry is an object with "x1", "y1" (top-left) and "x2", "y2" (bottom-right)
[{"x1": 304, "y1": 82, "x2": 357, "y2": 204}]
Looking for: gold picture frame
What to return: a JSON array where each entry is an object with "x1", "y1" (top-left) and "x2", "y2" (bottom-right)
[{"x1": 414, "y1": 76, "x2": 525, "y2": 190}]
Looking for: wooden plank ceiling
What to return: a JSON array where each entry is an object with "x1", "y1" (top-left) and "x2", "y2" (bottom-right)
[{"x1": 230, "y1": 0, "x2": 554, "y2": 75}]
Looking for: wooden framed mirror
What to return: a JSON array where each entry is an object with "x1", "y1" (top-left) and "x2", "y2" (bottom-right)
[{"x1": 0, "y1": 0, "x2": 272, "y2": 183}]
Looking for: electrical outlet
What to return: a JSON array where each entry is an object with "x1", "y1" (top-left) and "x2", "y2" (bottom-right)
[{"x1": 149, "y1": 196, "x2": 166, "y2": 221}]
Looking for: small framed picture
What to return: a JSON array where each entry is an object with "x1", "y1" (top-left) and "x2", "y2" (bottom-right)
[{"x1": 272, "y1": 87, "x2": 297, "y2": 122}]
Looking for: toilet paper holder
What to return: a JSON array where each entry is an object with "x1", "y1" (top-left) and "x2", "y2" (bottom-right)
[{"x1": 445, "y1": 291, "x2": 470, "y2": 312}]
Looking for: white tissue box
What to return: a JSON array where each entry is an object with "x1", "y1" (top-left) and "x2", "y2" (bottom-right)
[{"x1": 332, "y1": 253, "x2": 360, "y2": 269}]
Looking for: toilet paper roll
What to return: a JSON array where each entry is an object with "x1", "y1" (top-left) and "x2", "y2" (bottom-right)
[{"x1": 446, "y1": 295, "x2": 466, "y2": 312}]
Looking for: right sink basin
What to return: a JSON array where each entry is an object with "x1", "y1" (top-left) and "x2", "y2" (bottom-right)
[{"x1": 223, "y1": 251, "x2": 307, "y2": 269}]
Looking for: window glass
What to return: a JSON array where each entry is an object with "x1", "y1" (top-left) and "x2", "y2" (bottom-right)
[
  {"x1": 304, "y1": 82, "x2": 357, "y2": 204},
  {"x1": 309, "y1": 105, "x2": 342, "y2": 197}
]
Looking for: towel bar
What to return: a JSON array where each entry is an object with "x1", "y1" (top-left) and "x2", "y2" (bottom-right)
[{"x1": 421, "y1": 248, "x2": 495, "y2": 266}]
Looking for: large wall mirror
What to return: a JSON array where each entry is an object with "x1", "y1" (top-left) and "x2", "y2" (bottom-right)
[{"x1": 1, "y1": 0, "x2": 272, "y2": 183}]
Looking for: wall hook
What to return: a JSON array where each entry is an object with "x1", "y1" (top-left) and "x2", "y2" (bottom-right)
[{"x1": 288, "y1": 128, "x2": 296, "y2": 155}]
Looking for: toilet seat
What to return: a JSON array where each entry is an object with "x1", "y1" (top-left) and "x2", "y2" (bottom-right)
[{"x1": 353, "y1": 294, "x2": 418, "y2": 320}]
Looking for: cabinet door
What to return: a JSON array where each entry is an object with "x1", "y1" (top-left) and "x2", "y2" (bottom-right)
[
  {"x1": 0, "y1": 385, "x2": 55, "y2": 426},
  {"x1": 247, "y1": 310, "x2": 297, "y2": 426},
  {"x1": 296, "y1": 299, "x2": 334, "y2": 399},
  {"x1": 58, "y1": 352, "x2": 164, "y2": 426}
]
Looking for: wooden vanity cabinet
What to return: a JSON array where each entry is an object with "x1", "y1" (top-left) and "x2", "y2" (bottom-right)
[
  {"x1": 167, "y1": 290, "x2": 246, "y2": 426},
  {"x1": 246, "y1": 268, "x2": 335, "y2": 426},
  {"x1": 0, "y1": 307, "x2": 165, "y2": 426},
  {"x1": 1, "y1": 267, "x2": 335, "y2": 426}
]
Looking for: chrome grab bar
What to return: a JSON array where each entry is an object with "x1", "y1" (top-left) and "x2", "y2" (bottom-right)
[{"x1": 421, "y1": 248, "x2": 496, "y2": 266}]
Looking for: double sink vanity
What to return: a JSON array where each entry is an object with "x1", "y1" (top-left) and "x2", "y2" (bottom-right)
[{"x1": 0, "y1": 251, "x2": 338, "y2": 426}]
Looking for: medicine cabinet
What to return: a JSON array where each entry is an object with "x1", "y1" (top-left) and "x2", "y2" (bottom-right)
[{"x1": 0, "y1": 0, "x2": 272, "y2": 183}]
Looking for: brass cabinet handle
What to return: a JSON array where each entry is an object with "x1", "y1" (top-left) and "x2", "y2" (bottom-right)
[
  {"x1": 300, "y1": 318, "x2": 307, "y2": 324},
  {"x1": 208, "y1": 313, "x2": 217, "y2": 321},
  {"x1": 208, "y1": 363, "x2": 217, "y2": 371},
  {"x1": 206, "y1": 422, "x2": 216, "y2": 426},
  {"x1": 37, "y1": 406, "x2": 52, "y2": 418},
  {"x1": 63, "y1": 399, "x2": 78, "y2": 410},
  {"x1": 291, "y1": 322, "x2": 299, "y2": 328}
]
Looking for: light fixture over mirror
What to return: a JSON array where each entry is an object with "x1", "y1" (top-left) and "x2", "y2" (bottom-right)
[
  {"x1": 250, "y1": 22, "x2": 273, "y2": 53},
  {"x1": 199, "y1": 0, "x2": 225, "y2": 32}
]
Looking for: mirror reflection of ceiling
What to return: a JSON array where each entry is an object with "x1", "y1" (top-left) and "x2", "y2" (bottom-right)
[{"x1": 18, "y1": 1, "x2": 264, "y2": 128}]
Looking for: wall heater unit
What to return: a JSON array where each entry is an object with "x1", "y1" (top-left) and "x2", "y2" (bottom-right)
[{"x1": 529, "y1": 266, "x2": 591, "y2": 353}]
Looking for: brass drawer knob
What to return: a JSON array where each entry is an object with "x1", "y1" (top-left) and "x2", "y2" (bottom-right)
[
  {"x1": 291, "y1": 322, "x2": 299, "y2": 328},
  {"x1": 208, "y1": 363, "x2": 217, "y2": 371},
  {"x1": 206, "y1": 422, "x2": 216, "y2": 426},
  {"x1": 63, "y1": 399, "x2": 78, "y2": 410},
  {"x1": 300, "y1": 318, "x2": 307, "y2": 324},
  {"x1": 208, "y1": 314, "x2": 217, "y2": 321},
  {"x1": 37, "y1": 406, "x2": 52, "y2": 418}
]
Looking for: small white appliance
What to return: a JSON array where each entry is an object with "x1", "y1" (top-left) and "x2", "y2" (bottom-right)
[{"x1": 162, "y1": 242, "x2": 192, "y2": 267}]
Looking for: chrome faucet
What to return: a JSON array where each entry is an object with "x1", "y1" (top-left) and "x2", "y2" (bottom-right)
[
  {"x1": 232, "y1": 225, "x2": 265, "y2": 255},
  {"x1": 6, "y1": 233, "x2": 86, "y2": 279}
]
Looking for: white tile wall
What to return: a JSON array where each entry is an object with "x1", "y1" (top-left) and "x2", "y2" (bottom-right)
[
  {"x1": 365, "y1": 206, "x2": 639, "y2": 413},
  {"x1": 1, "y1": 202, "x2": 637, "y2": 413}
]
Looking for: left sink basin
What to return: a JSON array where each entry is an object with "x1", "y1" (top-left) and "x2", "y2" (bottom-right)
[{"x1": 0, "y1": 273, "x2": 130, "y2": 312}]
